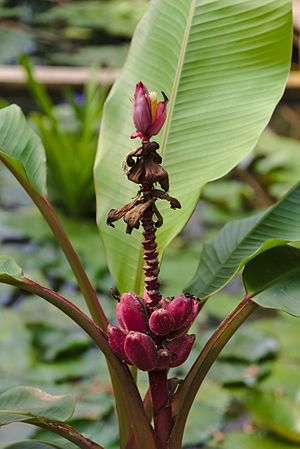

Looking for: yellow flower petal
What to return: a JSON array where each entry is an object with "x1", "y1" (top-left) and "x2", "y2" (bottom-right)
[{"x1": 149, "y1": 91, "x2": 157, "y2": 123}]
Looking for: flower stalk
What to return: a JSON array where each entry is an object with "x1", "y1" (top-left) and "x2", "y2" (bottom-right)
[
  {"x1": 107, "y1": 81, "x2": 199, "y2": 448},
  {"x1": 141, "y1": 187, "x2": 161, "y2": 306},
  {"x1": 106, "y1": 81, "x2": 260, "y2": 449}
]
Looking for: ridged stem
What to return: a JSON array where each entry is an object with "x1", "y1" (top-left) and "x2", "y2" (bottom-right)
[
  {"x1": 141, "y1": 183, "x2": 161, "y2": 307},
  {"x1": 29, "y1": 418, "x2": 104, "y2": 449}
]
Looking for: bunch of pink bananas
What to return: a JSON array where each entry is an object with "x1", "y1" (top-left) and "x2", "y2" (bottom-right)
[{"x1": 108, "y1": 292, "x2": 199, "y2": 371}]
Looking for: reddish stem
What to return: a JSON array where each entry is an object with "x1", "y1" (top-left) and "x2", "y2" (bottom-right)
[
  {"x1": 140, "y1": 180, "x2": 172, "y2": 447},
  {"x1": 29, "y1": 418, "x2": 104, "y2": 449},
  {"x1": 141, "y1": 183, "x2": 161, "y2": 307},
  {"x1": 148, "y1": 370, "x2": 172, "y2": 449},
  {"x1": 169, "y1": 295, "x2": 258, "y2": 449}
]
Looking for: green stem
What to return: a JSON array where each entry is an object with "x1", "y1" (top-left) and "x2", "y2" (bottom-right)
[{"x1": 169, "y1": 295, "x2": 258, "y2": 449}]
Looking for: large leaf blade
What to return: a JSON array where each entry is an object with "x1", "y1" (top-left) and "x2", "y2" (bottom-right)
[
  {"x1": 95, "y1": 0, "x2": 292, "y2": 293},
  {"x1": 243, "y1": 245, "x2": 300, "y2": 316},
  {"x1": 0, "y1": 105, "x2": 47, "y2": 196},
  {"x1": 0, "y1": 386, "x2": 75, "y2": 426},
  {"x1": 186, "y1": 181, "x2": 300, "y2": 297}
]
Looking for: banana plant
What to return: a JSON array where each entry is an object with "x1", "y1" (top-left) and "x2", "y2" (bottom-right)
[{"x1": 0, "y1": 1, "x2": 298, "y2": 449}]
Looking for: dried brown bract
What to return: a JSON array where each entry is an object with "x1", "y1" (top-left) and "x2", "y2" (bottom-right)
[
  {"x1": 125, "y1": 141, "x2": 169, "y2": 192},
  {"x1": 108, "y1": 140, "x2": 180, "y2": 233}
]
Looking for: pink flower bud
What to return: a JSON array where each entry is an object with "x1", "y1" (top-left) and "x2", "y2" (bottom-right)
[
  {"x1": 116, "y1": 292, "x2": 148, "y2": 333},
  {"x1": 146, "y1": 93, "x2": 168, "y2": 137},
  {"x1": 124, "y1": 332, "x2": 158, "y2": 371},
  {"x1": 107, "y1": 325, "x2": 129, "y2": 363},
  {"x1": 131, "y1": 81, "x2": 168, "y2": 141},
  {"x1": 164, "y1": 334, "x2": 196, "y2": 368},
  {"x1": 149, "y1": 308, "x2": 176, "y2": 335},
  {"x1": 132, "y1": 81, "x2": 151, "y2": 136}
]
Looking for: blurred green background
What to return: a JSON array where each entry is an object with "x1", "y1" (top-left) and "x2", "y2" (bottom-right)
[{"x1": 0, "y1": 1, "x2": 300, "y2": 448}]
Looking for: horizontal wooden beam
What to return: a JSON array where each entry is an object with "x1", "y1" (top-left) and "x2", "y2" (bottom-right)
[
  {"x1": 287, "y1": 71, "x2": 300, "y2": 89},
  {"x1": 0, "y1": 65, "x2": 119, "y2": 88},
  {"x1": 0, "y1": 65, "x2": 299, "y2": 90}
]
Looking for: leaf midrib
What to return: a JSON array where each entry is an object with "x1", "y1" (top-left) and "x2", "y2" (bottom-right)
[{"x1": 160, "y1": 0, "x2": 196, "y2": 160}]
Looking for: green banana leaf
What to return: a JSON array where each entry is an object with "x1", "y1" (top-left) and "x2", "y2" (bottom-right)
[
  {"x1": 243, "y1": 245, "x2": 300, "y2": 317},
  {"x1": 0, "y1": 386, "x2": 74, "y2": 426},
  {"x1": 0, "y1": 105, "x2": 46, "y2": 196},
  {"x1": 95, "y1": 0, "x2": 292, "y2": 293},
  {"x1": 186, "y1": 181, "x2": 300, "y2": 297}
]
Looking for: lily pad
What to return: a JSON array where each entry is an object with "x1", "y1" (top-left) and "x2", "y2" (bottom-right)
[
  {"x1": 246, "y1": 389, "x2": 300, "y2": 444},
  {"x1": 260, "y1": 361, "x2": 300, "y2": 397},
  {"x1": 210, "y1": 361, "x2": 270, "y2": 387},
  {"x1": 0, "y1": 310, "x2": 31, "y2": 385},
  {"x1": 34, "y1": 328, "x2": 91, "y2": 362},
  {"x1": 220, "y1": 328, "x2": 279, "y2": 363},
  {"x1": 27, "y1": 349, "x2": 103, "y2": 385},
  {"x1": 183, "y1": 383, "x2": 231, "y2": 446},
  {"x1": 209, "y1": 431, "x2": 299, "y2": 449}
]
